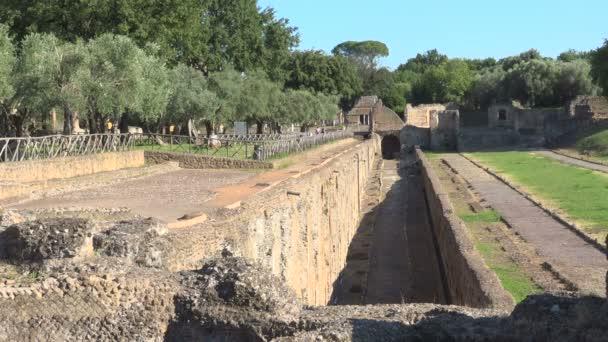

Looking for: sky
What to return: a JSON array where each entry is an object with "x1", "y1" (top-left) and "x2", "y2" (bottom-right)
[{"x1": 258, "y1": 0, "x2": 608, "y2": 70}]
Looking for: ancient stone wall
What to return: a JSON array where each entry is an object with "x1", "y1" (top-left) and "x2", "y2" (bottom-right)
[
  {"x1": 430, "y1": 110, "x2": 460, "y2": 150},
  {"x1": 416, "y1": 148, "x2": 515, "y2": 310},
  {"x1": 149, "y1": 136, "x2": 381, "y2": 306},
  {"x1": 405, "y1": 104, "x2": 446, "y2": 128},
  {"x1": 0, "y1": 151, "x2": 144, "y2": 184},
  {"x1": 373, "y1": 106, "x2": 404, "y2": 131},
  {"x1": 0, "y1": 271, "x2": 178, "y2": 341},
  {"x1": 144, "y1": 151, "x2": 273, "y2": 169}
]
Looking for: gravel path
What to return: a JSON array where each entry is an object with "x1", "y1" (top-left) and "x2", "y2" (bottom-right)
[
  {"x1": 534, "y1": 150, "x2": 608, "y2": 173},
  {"x1": 442, "y1": 154, "x2": 607, "y2": 296},
  {"x1": 11, "y1": 169, "x2": 257, "y2": 223}
]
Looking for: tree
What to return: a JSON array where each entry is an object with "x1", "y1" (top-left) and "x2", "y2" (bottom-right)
[
  {"x1": 259, "y1": 7, "x2": 300, "y2": 82},
  {"x1": 132, "y1": 44, "x2": 171, "y2": 131},
  {"x1": 397, "y1": 49, "x2": 448, "y2": 74},
  {"x1": 468, "y1": 67, "x2": 508, "y2": 109},
  {"x1": 591, "y1": 40, "x2": 608, "y2": 96},
  {"x1": 410, "y1": 59, "x2": 474, "y2": 105},
  {"x1": 558, "y1": 49, "x2": 591, "y2": 63},
  {"x1": 0, "y1": 24, "x2": 15, "y2": 135},
  {"x1": 81, "y1": 34, "x2": 144, "y2": 132},
  {"x1": 167, "y1": 64, "x2": 219, "y2": 136},
  {"x1": 499, "y1": 49, "x2": 543, "y2": 71},
  {"x1": 208, "y1": 67, "x2": 244, "y2": 132},
  {"x1": 285, "y1": 50, "x2": 362, "y2": 109},
  {"x1": 332, "y1": 41, "x2": 389, "y2": 69},
  {"x1": 0, "y1": 0, "x2": 209, "y2": 66},
  {"x1": 237, "y1": 70, "x2": 277, "y2": 133},
  {"x1": 554, "y1": 59, "x2": 597, "y2": 103},
  {"x1": 506, "y1": 59, "x2": 559, "y2": 107}
]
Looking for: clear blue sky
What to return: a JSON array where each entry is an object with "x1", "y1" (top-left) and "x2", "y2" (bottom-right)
[{"x1": 258, "y1": 0, "x2": 608, "y2": 70}]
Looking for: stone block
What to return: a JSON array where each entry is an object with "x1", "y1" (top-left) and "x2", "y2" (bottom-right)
[{"x1": 93, "y1": 218, "x2": 168, "y2": 263}]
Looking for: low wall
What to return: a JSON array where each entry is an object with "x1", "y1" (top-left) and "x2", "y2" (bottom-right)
[
  {"x1": 0, "y1": 151, "x2": 145, "y2": 184},
  {"x1": 149, "y1": 136, "x2": 381, "y2": 306},
  {"x1": 416, "y1": 147, "x2": 514, "y2": 310},
  {"x1": 145, "y1": 151, "x2": 273, "y2": 169}
]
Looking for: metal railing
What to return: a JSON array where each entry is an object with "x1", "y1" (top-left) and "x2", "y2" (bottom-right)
[
  {"x1": 0, "y1": 134, "x2": 136, "y2": 162},
  {"x1": 0, "y1": 131, "x2": 354, "y2": 163}
]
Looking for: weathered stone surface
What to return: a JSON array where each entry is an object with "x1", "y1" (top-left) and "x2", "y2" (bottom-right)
[
  {"x1": 2, "y1": 218, "x2": 94, "y2": 262},
  {"x1": 167, "y1": 254, "x2": 300, "y2": 341},
  {"x1": 145, "y1": 150, "x2": 273, "y2": 169},
  {"x1": 93, "y1": 218, "x2": 167, "y2": 267}
]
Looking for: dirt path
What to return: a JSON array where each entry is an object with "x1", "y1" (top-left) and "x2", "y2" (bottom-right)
[
  {"x1": 442, "y1": 154, "x2": 607, "y2": 296},
  {"x1": 534, "y1": 150, "x2": 608, "y2": 173},
  {"x1": 365, "y1": 157, "x2": 447, "y2": 305}
]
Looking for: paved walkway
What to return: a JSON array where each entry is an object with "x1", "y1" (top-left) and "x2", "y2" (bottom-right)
[
  {"x1": 535, "y1": 150, "x2": 608, "y2": 173},
  {"x1": 442, "y1": 154, "x2": 607, "y2": 296}
]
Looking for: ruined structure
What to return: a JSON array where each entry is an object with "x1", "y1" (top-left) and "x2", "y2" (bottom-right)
[
  {"x1": 0, "y1": 131, "x2": 606, "y2": 341},
  {"x1": 401, "y1": 104, "x2": 460, "y2": 150},
  {"x1": 346, "y1": 96, "x2": 404, "y2": 132}
]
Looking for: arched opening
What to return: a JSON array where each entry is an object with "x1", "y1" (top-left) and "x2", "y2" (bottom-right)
[{"x1": 381, "y1": 135, "x2": 401, "y2": 159}]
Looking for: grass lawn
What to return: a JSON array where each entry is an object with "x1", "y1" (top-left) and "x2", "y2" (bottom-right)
[{"x1": 468, "y1": 151, "x2": 608, "y2": 241}]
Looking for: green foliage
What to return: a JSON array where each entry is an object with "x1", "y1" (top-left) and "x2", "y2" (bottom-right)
[
  {"x1": 0, "y1": 24, "x2": 14, "y2": 101},
  {"x1": 332, "y1": 40, "x2": 389, "y2": 69},
  {"x1": 135, "y1": 45, "x2": 171, "y2": 125},
  {"x1": 167, "y1": 64, "x2": 219, "y2": 130},
  {"x1": 575, "y1": 129, "x2": 608, "y2": 157},
  {"x1": 591, "y1": 40, "x2": 608, "y2": 95},
  {"x1": 285, "y1": 50, "x2": 362, "y2": 109},
  {"x1": 558, "y1": 49, "x2": 592, "y2": 63},
  {"x1": 0, "y1": 0, "x2": 209, "y2": 66},
  {"x1": 0, "y1": 0, "x2": 299, "y2": 74},
  {"x1": 411, "y1": 59, "x2": 475, "y2": 105}
]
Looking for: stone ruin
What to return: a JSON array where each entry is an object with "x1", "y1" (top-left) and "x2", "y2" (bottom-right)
[
  {"x1": 0, "y1": 134, "x2": 606, "y2": 341},
  {"x1": 406, "y1": 96, "x2": 608, "y2": 151},
  {"x1": 0, "y1": 206, "x2": 605, "y2": 341}
]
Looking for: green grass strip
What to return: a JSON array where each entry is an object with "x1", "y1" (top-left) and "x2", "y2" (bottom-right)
[
  {"x1": 475, "y1": 242, "x2": 542, "y2": 303},
  {"x1": 459, "y1": 210, "x2": 502, "y2": 223}
]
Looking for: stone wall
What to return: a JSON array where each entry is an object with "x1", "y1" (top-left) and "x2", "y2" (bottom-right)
[
  {"x1": 405, "y1": 104, "x2": 446, "y2": 128},
  {"x1": 0, "y1": 151, "x2": 144, "y2": 184},
  {"x1": 430, "y1": 110, "x2": 460, "y2": 150},
  {"x1": 0, "y1": 271, "x2": 178, "y2": 341},
  {"x1": 149, "y1": 136, "x2": 381, "y2": 305},
  {"x1": 144, "y1": 151, "x2": 273, "y2": 169},
  {"x1": 416, "y1": 148, "x2": 515, "y2": 310},
  {"x1": 373, "y1": 106, "x2": 404, "y2": 131}
]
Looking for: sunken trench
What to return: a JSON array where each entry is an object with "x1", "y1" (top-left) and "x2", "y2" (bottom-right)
[{"x1": 330, "y1": 134, "x2": 512, "y2": 308}]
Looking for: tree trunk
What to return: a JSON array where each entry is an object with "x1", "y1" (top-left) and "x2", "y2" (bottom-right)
[
  {"x1": 300, "y1": 124, "x2": 308, "y2": 133},
  {"x1": 63, "y1": 106, "x2": 74, "y2": 135},
  {"x1": 204, "y1": 122, "x2": 213, "y2": 136},
  {"x1": 256, "y1": 120, "x2": 264, "y2": 134},
  {"x1": 88, "y1": 114, "x2": 98, "y2": 134},
  {"x1": 95, "y1": 111, "x2": 104, "y2": 133}
]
